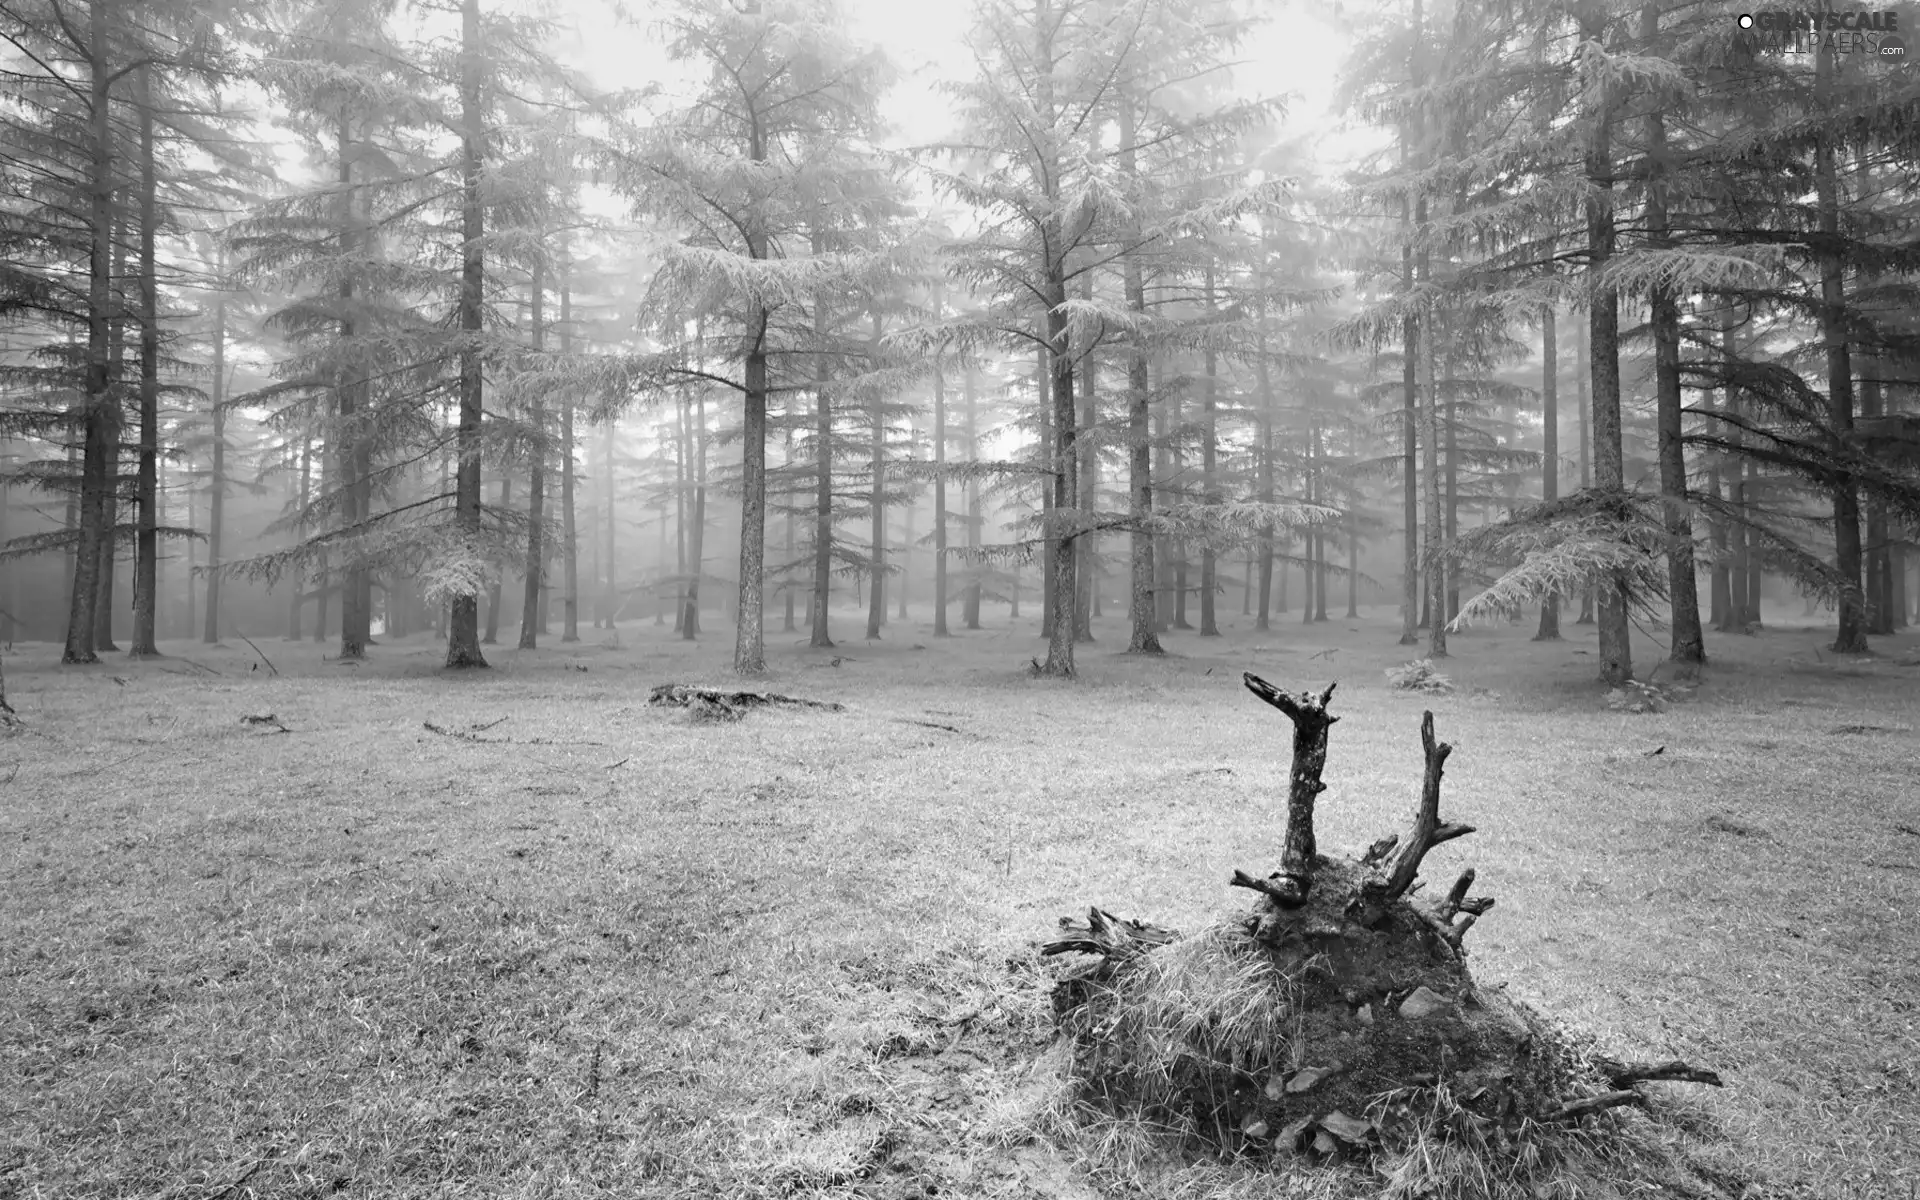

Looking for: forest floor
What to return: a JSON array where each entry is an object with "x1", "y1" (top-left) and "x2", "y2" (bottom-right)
[{"x1": 1, "y1": 604, "x2": 1917, "y2": 1200}]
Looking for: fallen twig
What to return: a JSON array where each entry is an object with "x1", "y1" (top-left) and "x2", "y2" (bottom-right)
[
  {"x1": 1549, "y1": 1090, "x2": 1646, "y2": 1121},
  {"x1": 472, "y1": 716, "x2": 511, "y2": 732},
  {"x1": 422, "y1": 720, "x2": 604, "y2": 747},
  {"x1": 241, "y1": 714, "x2": 291, "y2": 734},
  {"x1": 603, "y1": 756, "x2": 631, "y2": 770},
  {"x1": 234, "y1": 631, "x2": 279, "y2": 677},
  {"x1": 890, "y1": 717, "x2": 977, "y2": 737},
  {"x1": 424, "y1": 720, "x2": 491, "y2": 743},
  {"x1": 1595, "y1": 1057, "x2": 1723, "y2": 1088}
]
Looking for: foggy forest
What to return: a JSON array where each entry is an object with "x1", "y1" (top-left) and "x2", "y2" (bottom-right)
[{"x1": 1, "y1": 0, "x2": 1917, "y2": 1197}]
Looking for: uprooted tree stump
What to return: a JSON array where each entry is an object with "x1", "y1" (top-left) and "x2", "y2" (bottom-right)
[
  {"x1": 1044, "y1": 673, "x2": 1725, "y2": 1191},
  {"x1": 647, "y1": 683, "x2": 846, "y2": 722}
]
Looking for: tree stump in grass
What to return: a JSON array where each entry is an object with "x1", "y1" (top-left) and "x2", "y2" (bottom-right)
[{"x1": 1044, "y1": 673, "x2": 1725, "y2": 1188}]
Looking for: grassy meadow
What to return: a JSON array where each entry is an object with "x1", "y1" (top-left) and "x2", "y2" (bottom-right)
[{"x1": 1, "y1": 604, "x2": 1917, "y2": 1199}]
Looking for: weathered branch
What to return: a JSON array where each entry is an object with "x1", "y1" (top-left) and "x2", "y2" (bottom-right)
[
  {"x1": 1549, "y1": 1090, "x2": 1646, "y2": 1121},
  {"x1": 1042, "y1": 907, "x2": 1179, "y2": 958},
  {"x1": 1230, "y1": 868, "x2": 1299, "y2": 906},
  {"x1": 1596, "y1": 1057, "x2": 1724, "y2": 1088},
  {"x1": 1382, "y1": 711, "x2": 1472, "y2": 902},
  {"x1": 1238, "y1": 674, "x2": 1340, "y2": 906}
]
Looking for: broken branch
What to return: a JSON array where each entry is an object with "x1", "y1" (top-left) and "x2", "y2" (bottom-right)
[
  {"x1": 1381, "y1": 711, "x2": 1473, "y2": 902},
  {"x1": 1241, "y1": 674, "x2": 1340, "y2": 906},
  {"x1": 1595, "y1": 1058, "x2": 1724, "y2": 1088},
  {"x1": 1549, "y1": 1090, "x2": 1646, "y2": 1121},
  {"x1": 1042, "y1": 907, "x2": 1179, "y2": 958}
]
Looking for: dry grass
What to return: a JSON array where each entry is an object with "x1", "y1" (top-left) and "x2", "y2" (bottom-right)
[{"x1": 0, "y1": 607, "x2": 1916, "y2": 1199}]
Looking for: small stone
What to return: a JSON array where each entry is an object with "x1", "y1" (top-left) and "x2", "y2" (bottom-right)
[
  {"x1": 1263, "y1": 1075, "x2": 1286, "y2": 1101},
  {"x1": 1286, "y1": 1067, "x2": 1332, "y2": 1093},
  {"x1": 1355, "y1": 1002, "x2": 1374, "y2": 1026},
  {"x1": 1241, "y1": 1117, "x2": 1269, "y2": 1140},
  {"x1": 1398, "y1": 985, "x2": 1453, "y2": 1021},
  {"x1": 1319, "y1": 1110, "x2": 1374, "y2": 1144},
  {"x1": 1311, "y1": 1130, "x2": 1339, "y2": 1156},
  {"x1": 1276, "y1": 1115, "x2": 1315, "y2": 1152}
]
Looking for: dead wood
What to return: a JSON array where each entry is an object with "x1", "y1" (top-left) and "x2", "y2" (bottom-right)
[
  {"x1": 1548, "y1": 1090, "x2": 1646, "y2": 1121},
  {"x1": 1044, "y1": 671, "x2": 1725, "y2": 1182},
  {"x1": 1595, "y1": 1057, "x2": 1724, "y2": 1088},
  {"x1": 648, "y1": 683, "x2": 846, "y2": 722},
  {"x1": 422, "y1": 720, "x2": 604, "y2": 747},
  {"x1": 1381, "y1": 712, "x2": 1473, "y2": 901},
  {"x1": 1238, "y1": 674, "x2": 1339, "y2": 905},
  {"x1": 241, "y1": 714, "x2": 291, "y2": 734},
  {"x1": 1041, "y1": 907, "x2": 1179, "y2": 960},
  {"x1": 234, "y1": 632, "x2": 279, "y2": 676}
]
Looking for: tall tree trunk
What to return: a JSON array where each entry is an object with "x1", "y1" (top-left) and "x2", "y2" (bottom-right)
[
  {"x1": 290, "y1": 432, "x2": 310, "y2": 639},
  {"x1": 1575, "y1": 313, "x2": 1595, "y2": 624},
  {"x1": 445, "y1": 0, "x2": 489, "y2": 669},
  {"x1": 866, "y1": 313, "x2": 886, "y2": 641},
  {"x1": 810, "y1": 291, "x2": 834, "y2": 648},
  {"x1": 518, "y1": 256, "x2": 547, "y2": 649},
  {"x1": 934, "y1": 356, "x2": 950, "y2": 636},
  {"x1": 183, "y1": 466, "x2": 194, "y2": 638},
  {"x1": 1121, "y1": 124, "x2": 1160, "y2": 654},
  {"x1": 963, "y1": 366, "x2": 983, "y2": 630},
  {"x1": 672, "y1": 399, "x2": 687, "y2": 632},
  {"x1": 1421, "y1": 315, "x2": 1446, "y2": 657},
  {"x1": 781, "y1": 425, "x2": 796, "y2": 634},
  {"x1": 687, "y1": 388, "x2": 708, "y2": 639},
  {"x1": 734, "y1": 297, "x2": 769, "y2": 672},
  {"x1": 1398, "y1": 0, "x2": 1423, "y2": 649},
  {"x1": 1199, "y1": 265, "x2": 1220, "y2": 637},
  {"x1": 1815, "y1": 45, "x2": 1866, "y2": 652},
  {"x1": 1040, "y1": 274, "x2": 1078, "y2": 676},
  {"x1": 602, "y1": 420, "x2": 617, "y2": 627},
  {"x1": 1171, "y1": 366, "x2": 1190, "y2": 631},
  {"x1": 1642, "y1": 8, "x2": 1704, "y2": 666},
  {"x1": 1075, "y1": 314, "x2": 1095, "y2": 643},
  {"x1": 1038, "y1": 344, "x2": 1055, "y2": 639},
  {"x1": 1583, "y1": 0, "x2": 1629, "y2": 683},
  {"x1": 1443, "y1": 370, "x2": 1458, "y2": 622},
  {"x1": 1346, "y1": 507, "x2": 1359, "y2": 618},
  {"x1": 559, "y1": 257, "x2": 579, "y2": 642},
  {"x1": 1152, "y1": 358, "x2": 1174, "y2": 633},
  {"x1": 1535, "y1": 307, "x2": 1561, "y2": 640},
  {"x1": 1709, "y1": 324, "x2": 1735, "y2": 631},
  {"x1": 130, "y1": 67, "x2": 160, "y2": 657},
  {"x1": 204, "y1": 279, "x2": 227, "y2": 644},
  {"x1": 898, "y1": 482, "x2": 911, "y2": 621},
  {"x1": 97, "y1": 225, "x2": 126, "y2": 654},
  {"x1": 63, "y1": 0, "x2": 114, "y2": 665},
  {"x1": 1400, "y1": 253, "x2": 1421, "y2": 645},
  {"x1": 336, "y1": 114, "x2": 370, "y2": 660},
  {"x1": 1862, "y1": 364, "x2": 1892, "y2": 634},
  {"x1": 1256, "y1": 404, "x2": 1275, "y2": 633},
  {"x1": 484, "y1": 475, "x2": 508, "y2": 642}
]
